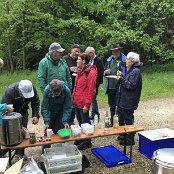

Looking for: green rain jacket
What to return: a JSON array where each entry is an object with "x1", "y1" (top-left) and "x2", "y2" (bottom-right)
[
  {"x1": 41, "y1": 83, "x2": 72, "y2": 125},
  {"x1": 38, "y1": 53, "x2": 72, "y2": 93}
]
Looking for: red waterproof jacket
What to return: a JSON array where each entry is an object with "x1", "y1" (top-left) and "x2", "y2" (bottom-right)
[{"x1": 72, "y1": 65, "x2": 97, "y2": 109}]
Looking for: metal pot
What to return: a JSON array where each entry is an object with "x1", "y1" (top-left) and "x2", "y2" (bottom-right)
[
  {"x1": 152, "y1": 148, "x2": 174, "y2": 174},
  {"x1": 1, "y1": 112, "x2": 23, "y2": 146}
]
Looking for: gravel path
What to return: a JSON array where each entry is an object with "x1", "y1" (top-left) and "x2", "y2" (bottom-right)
[{"x1": 24, "y1": 97, "x2": 174, "y2": 174}]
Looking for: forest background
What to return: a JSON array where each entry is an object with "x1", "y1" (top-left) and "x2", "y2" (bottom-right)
[{"x1": 0, "y1": 0, "x2": 174, "y2": 105}]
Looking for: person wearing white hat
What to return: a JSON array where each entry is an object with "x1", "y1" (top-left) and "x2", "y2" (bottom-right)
[
  {"x1": 1, "y1": 79, "x2": 40, "y2": 158},
  {"x1": 38, "y1": 42, "x2": 72, "y2": 93}
]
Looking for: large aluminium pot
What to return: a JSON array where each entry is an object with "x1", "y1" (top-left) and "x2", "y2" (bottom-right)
[
  {"x1": 1, "y1": 112, "x2": 23, "y2": 146},
  {"x1": 152, "y1": 148, "x2": 174, "y2": 174}
]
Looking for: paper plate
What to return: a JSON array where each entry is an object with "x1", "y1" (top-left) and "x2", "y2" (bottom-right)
[
  {"x1": 72, "y1": 73, "x2": 77, "y2": 76},
  {"x1": 105, "y1": 75, "x2": 117, "y2": 79},
  {"x1": 57, "y1": 128, "x2": 71, "y2": 139}
]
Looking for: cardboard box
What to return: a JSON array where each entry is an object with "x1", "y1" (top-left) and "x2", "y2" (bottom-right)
[{"x1": 0, "y1": 158, "x2": 23, "y2": 174}]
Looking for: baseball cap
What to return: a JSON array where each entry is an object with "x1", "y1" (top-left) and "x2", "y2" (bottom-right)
[
  {"x1": 18, "y1": 80, "x2": 34, "y2": 98},
  {"x1": 49, "y1": 42, "x2": 65, "y2": 53},
  {"x1": 72, "y1": 44, "x2": 80, "y2": 49}
]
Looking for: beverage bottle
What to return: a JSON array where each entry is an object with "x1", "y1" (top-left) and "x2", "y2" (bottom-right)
[
  {"x1": 104, "y1": 111, "x2": 110, "y2": 132},
  {"x1": 113, "y1": 107, "x2": 119, "y2": 128},
  {"x1": 94, "y1": 114, "x2": 98, "y2": 129},
  {"x1": 113, "y1": 114, "x2": 119, "y2": 128}
]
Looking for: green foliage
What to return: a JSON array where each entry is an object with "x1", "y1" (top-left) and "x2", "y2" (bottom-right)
[{"x1": 0, "y1": 0, "x2": 173, "y2": 71}]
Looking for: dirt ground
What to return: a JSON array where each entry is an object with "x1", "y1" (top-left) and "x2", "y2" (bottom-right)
[{"x1": 23, "y1": 97, "x2": 174, "y2": 174}]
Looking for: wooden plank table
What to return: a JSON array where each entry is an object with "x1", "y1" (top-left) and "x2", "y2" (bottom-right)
[{"x1": 1, "y1": 125, "x2": 144, "y2": 166}]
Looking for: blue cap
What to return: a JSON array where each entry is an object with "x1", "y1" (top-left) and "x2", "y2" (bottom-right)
[{"x1": 72, "y1": 44, "x2": 80, "y2": 49}]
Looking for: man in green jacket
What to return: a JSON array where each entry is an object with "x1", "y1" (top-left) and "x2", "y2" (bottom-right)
[{"x1": 38, "y1": 42, "x2": 72, "y2": 93}]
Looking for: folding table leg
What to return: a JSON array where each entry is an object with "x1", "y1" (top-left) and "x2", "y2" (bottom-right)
[
  {"x1": 8, "y1": 150, "x2": 12, "y2": 167},
  {"x1": 123, "y1": 134, "x2": 127, "y2": 155}
]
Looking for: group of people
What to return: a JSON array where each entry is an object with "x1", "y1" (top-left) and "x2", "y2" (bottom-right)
[{"x1": 0, "y1": 41, "x2": 142, "y2": 157}]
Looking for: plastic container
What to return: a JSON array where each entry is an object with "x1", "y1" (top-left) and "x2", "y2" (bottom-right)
[
  {"x1": 57, "y1": 128, "x2": 71, "y2": 139},
  {"x1": 138, "y1": 128, "x2": 174, "y2": 159},
  {"x1": 70, "y1": 125, "x2": 81, "y2": 137},
  {"x1": 44, "y1": 144, "x2": 82, "y2": 168},
  {"x1": 91, "y1": 145, "x2": 131, "y2": 168},
  {"x1": 94, "y1": 114, "x2": 98, "y2": 129},
  {"x1": 113, "y1": 114, "x2": 119, "y2": 128},
  {"x1": 81, "y1": 123, "x2": 94, "y2": 135}
]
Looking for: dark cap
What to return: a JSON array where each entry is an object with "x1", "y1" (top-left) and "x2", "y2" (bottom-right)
[
  {"x1": 110, "y1": 43, "x2": 123, "y2": 50},
  {"x1": 72, "y1": 44, "x2": 80, "y2": 49}
]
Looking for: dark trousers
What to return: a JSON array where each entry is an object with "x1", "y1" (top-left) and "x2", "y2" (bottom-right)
[
  {"x1": 117, "y1": 107, "x2": 134, "y2": 126},
  {"x1": 42, "y1": 112, "x2": 64, "y2": 153},
  {"x1": 107, "y1": 89, "x2": 119, "y2": 126},
  {"x1": 68, "y1": 107, "x2": 76, "y2": 125},
  {"x1": 75, "y1": 108, "x2": 91, "y2": 144}
]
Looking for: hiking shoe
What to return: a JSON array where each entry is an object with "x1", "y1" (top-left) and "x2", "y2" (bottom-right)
[
  {"x1": 77, "y1": 142, "x2": 92, "y2": 150},
  {"x1": 117, "y1": 135, "x2": 125, "y2": 141},
  {"x1": 74, "y1": 140, "x2": 84, "y2": 146}
]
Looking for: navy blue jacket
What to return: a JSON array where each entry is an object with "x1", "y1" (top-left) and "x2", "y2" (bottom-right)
[{"x1": 118, "y1": 65, "x2": 142, "y2": 110}]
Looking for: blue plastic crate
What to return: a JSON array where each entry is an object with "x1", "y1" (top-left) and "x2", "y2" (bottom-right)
[
  {"x1": 91, "y1": 145, "x2": 131, "y2": 168},
  {"x1": 138, "y1": 128, "x2": 174, "y2": 159}
]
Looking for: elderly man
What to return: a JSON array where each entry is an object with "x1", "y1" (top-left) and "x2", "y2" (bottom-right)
[
  {"x1": 85, "y1": 47, "x2": 104, "y2": 120},
  {"x1": 38, "y1": 42, "x2": 72, "y2": 93},
  {"x1": 1, "y1": 80, "x2": 40, "y2": 158},
  {"x1": 64, "y1": 44, "x2": 80, "y2": 124},
  {"x1": 103, "y1": 43, "x2": 126, "y2": 127},
  {"x1": 115, "y1": 52, "x2": 142, "y2": 146}
]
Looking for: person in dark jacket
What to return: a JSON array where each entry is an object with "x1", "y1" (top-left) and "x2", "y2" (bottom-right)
[
  {"x1": 115, "y1": 52, "x2": 142, "y2": 146},
  {"x1": 1, "y1": 80, "x2": 40, "y2": 158},
  {"x1": 103, "y1": 43, "x2": 126, "y2": 126},
  {"x1": 85, "y1": 47, "x2": 104, "y2": 120},
  {"x1": 64, "y1": 44, "x2": 81, "y2": 124}
]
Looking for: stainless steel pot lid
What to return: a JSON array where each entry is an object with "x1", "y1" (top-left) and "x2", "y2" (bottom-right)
[
  {"x1": 2, "y1": 112, "x2": 22, "y2": 120},
  {"x1": 153, "y1": 148, "x2": 174, "y2": 168}
]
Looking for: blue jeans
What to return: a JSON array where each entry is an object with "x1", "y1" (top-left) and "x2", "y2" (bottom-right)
[{"x1": 91, "y1": 95, "x2": 100, "y2": 118}]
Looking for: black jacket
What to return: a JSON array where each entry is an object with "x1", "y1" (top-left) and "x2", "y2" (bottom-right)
[
  {"x1": 118, "y1": 65, "x2": 142, "y2": 110},
  {"x1": 93, "y1": 56, "x2": 104, "y2": 94},
  {"x1": 1, "y1": 82, "x2": 40, "y2": 118}
]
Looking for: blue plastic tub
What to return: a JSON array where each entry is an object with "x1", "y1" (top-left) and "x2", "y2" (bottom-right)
[
  {"x1": 138, "y1": 128, "x2": 174, "y2": 159},
  {"x1": 91, "y1": 145, "x2": 131, "y2": 168}
]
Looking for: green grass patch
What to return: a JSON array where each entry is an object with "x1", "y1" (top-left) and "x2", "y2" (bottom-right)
[{"x1": 1, "y1": 63, "x2": 174, "y2": 110}]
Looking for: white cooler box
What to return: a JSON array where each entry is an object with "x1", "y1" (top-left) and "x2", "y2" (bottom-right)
[{"x1": 138, "y1": 128, "x2": 174, "y2": 159}]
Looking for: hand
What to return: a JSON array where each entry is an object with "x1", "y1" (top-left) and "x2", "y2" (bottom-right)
[
  {"x1": 22, "y1": 127, "x2": 27, "y2": 136},
  {"x1": 70, "y1": 66, "x2": 77, "y2": 73},
  {"x1": 64, "y1": 123, "x2": 70, "y2": 129},
  {"x1": 117, "y1": 70, "x2": 122, "y2": 76},
  {"x1": 83, "y1": 106, "x2": 89, "y2": 113},
  {"x1": 115, "y1": 76, "x2": 121, "y2": 80},
  {"x1": 7, "y1": 104, "x2": 14, "y2": 112},
  {"x1": 105, "y1": 69, "x2": 111, "y2": 75},
  {"x1": 44, "y1": 125, "x2": 49, "y2": 133},
  {"x1": 32, "y1": 117, "x2": 39, "y2": 125}
]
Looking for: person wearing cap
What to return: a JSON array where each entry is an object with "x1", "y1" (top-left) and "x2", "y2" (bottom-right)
[
  {"x1": 1, "y1": 80, "x2": 40, "y2": 158},
  {"x1": 64, "y1": 44, "x2": 81, "y2": 124},
  {"x1": 115, "y1": 52, "x2": 142, "y2": 146},
  {"x1": 85, "y1": 47, "x2": 104, "y2": 120},
  {"x1": 38, "y1": 42, "x2": 72, "y2": 93},
  {"x1": 103, "y1": 43, "x2": 126, "y2": 127}
]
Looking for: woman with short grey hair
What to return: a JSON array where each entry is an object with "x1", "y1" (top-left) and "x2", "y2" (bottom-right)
[{"x1": 115, "y1": 52, "x2": 142, "y2": 146}]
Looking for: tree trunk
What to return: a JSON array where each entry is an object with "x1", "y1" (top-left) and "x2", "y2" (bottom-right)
[{"x1": 22, "y1": 10, "x2": 26, "y2": 70}]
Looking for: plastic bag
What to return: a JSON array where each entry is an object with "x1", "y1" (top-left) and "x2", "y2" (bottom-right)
[{"x1": 20, "y1": 157, "x2": 44, "y2": 174}]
